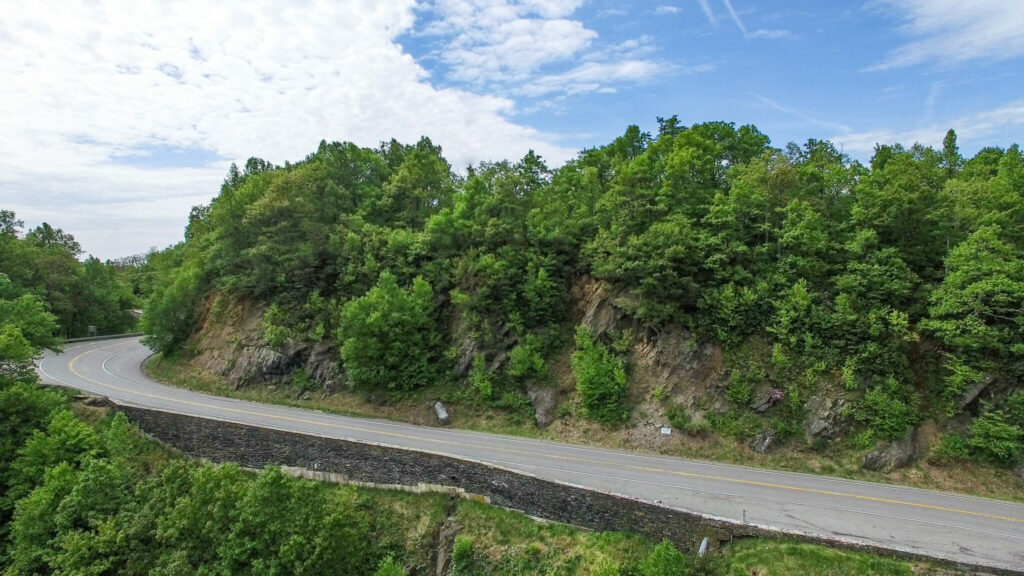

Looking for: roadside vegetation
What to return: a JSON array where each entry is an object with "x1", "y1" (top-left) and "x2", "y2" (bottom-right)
[
  {"x1": 134, "y1": 121, "x2": 1023, "y2": 487},
  {"x1": 0, "y1": 223, "x2": 986, "y2": 576},
  {"x1": 0, "y1": 385, "x2": 950, "y2": 574},
  {"x1": 0, "y1": 211, "x2": 143, "y2": 339}
]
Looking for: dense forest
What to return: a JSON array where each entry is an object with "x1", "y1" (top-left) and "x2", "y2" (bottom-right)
[
  {"x1": 140, "y1": 120, "x2": 1024, "y2": 470},
  {"x1": 0, "y1": 211, "x2": 140, "y2": 339}
]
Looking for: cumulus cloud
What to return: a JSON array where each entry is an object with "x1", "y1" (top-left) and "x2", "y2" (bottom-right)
[
  {"x1": 423, "y1": 0, "x2": 666, "y2": 97},
  {"x1": 426, "y1": 0, "x2": 595, "y2": 84},
  {"x1": 0, "y1": 0, "x2": 577, "y2": 259},
  {"x1": 831, "y1": 100, "x2": 1024, "y2": 155},
  {"x1": 870, "y1": 0, "x2": 1024, "y2": 70}
]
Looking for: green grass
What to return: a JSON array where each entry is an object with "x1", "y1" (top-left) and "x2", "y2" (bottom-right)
[
  {"x1": 450, "y1": 503, "x2": 940, "y2": 576},
  {"x1": 721, "y1": 540, "x2": 915, "y2": 576},
  {"x1": 452, "y1": 500, "x2": 656, "y2": 575}
]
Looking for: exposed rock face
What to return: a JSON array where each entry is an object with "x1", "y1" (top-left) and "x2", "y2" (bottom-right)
[
  {"x1": 862, "y1": 436, "x2": 916, "y2": 472},
  {"x1": 633, "y1": 327, "x2": 730, "y2": 412},
  {"x1": 226, "y1": 345, "x2": 299, "y2": 388},
  {"x1": 526, "y1": 384, "x2": 559, "y2": 428},
  {"x1": 750, "y1": 387, "x2": 782, "y2": 414},
  {"x1": 579, "y1": 282, "x2": 632, "y2": 339},
  {"x1": 453, "y1": 335, "x2": 479, "y2": 376},
  {"x1": 750, "y1": 429, "x2": 779, "y2": 454},
  {"x1": 305, "y1": 342, "x2": 343, "y2": 393},
  {"x1": 803, "y1": 394, "x2": 849, "y2": 443}
]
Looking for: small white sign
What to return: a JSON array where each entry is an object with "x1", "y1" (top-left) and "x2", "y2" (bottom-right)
[{"x1": 659, "y1": 426, "x2": 672, "y2": 435}]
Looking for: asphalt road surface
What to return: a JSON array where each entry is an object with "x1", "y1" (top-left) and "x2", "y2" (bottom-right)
[{"x1": 37, "y1": 337, "x2": 1024, "y2": 572}]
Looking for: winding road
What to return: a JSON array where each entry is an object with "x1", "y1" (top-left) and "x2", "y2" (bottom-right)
[{"x1": 38, "y1": 336, "x2": 1024, "y2": 572}]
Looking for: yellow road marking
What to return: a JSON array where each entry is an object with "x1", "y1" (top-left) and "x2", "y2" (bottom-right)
[{"x1": 66, "y1": 344, "x2": 1024, "y2": 525}]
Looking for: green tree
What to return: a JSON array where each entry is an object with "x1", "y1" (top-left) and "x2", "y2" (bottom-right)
[
  {"x1": 338, "y1": 272, "x2": 442, "y2": 392},
  {"x1": 922, "y1": 226, "x2": 1024, "y2": 376},
  {"x1": 8, "y1": 410, "x2": 101, "y2": 504}
]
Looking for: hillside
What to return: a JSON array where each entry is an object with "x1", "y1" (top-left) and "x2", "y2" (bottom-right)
[{"x1": 142, "y1": 121, "x2": 1024, "y2": 486}]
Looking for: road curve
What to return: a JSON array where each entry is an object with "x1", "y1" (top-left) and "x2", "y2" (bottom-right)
[{"x1": 37, "y1": 337, "x2": 1024, "y2": 572}]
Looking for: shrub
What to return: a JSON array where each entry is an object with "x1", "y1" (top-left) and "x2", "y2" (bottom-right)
[
  {"x1": 639, "y1": 540, "x2": 690, "y2": 576},
  {"x1": 1007, "y1": 390, "x2": 1024, "y2": 426},
  {"x1": 969, "y1": 409, "x2": 1024, "y2": 466},
  {"x1": 855, "y1": 377, "x2": 918, "y2": 441},
  {"x1": 665, "y1": 403, "x2": 690, "y2": 431},
  {"x1": 726, "y1": 369, "x2": 755, "y2": 406},
  {"x1": 374, "y1": 556, "x2": 406, "y2": 576},
  {"x1": 507, "y1": 335, "x2": 547, "y2": 382},
  {"x1": 653, "y1": 386, "x2": 668, "y2": 404},
  {"x1": 571, "y1": 326, "x2": 629, "y2": 424},
  {"x1": 338, "y1": 272, "x2": 442, "y2": 393},
  {"x1": 451, "y1": 535, "x2": 476, "y2": 576},
  {"x1": 929, "y1": 433, "x2": 970, "y2": 465},
  {"x1": 469, "y1": 354, "x2": 494, "y2": 400}
]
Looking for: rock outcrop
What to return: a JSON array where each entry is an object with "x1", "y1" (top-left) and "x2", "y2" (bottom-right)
[
  {"x1": 803, "y1": 394, "x2": 850, "y2": 443},
  {"x1": 226, "y1": 345, "x2": 300, "y2": 388},
  {"x1": 750, "y1": 429, "x2": 779, "y2": 454},
  {"x1": 526, "y1": 384, "x2": 559, "y2": 428},
  {"x1": 862, "y1": 436, "x2": 916, "y2": 473}
]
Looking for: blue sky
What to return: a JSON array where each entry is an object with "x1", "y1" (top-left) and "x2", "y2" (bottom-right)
[
  {"x1": 1, "y1": 0, "x2": 1023, "y2": 259},
  {"x1": 399, "y1": 0, "x2": 1024, "y2": 160}
]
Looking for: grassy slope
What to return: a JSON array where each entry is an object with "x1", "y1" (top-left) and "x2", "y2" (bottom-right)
[{"x1": 145, "y1": 354, "x2": 1024, "y2": 503}]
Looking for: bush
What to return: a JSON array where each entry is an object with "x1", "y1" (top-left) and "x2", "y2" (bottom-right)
[
  {"x1": 1007, "y1": 390, "x2": 1024, "y2": 426},
  {"x1": 969, "y1": 409, "x2": 1024, "y2": 466},
  {"x1": 726, "y1": 368, "x2": 758, "y2": 406},
  {"x1": 665, "y1": 403, "x2": 690, "y2": 431},
  {"x1": 338, "y1": 272, "x2": 442, "y2": 393},
  {"x1": 571, "y1": 326, "x2": 629, "y2": 424},
  {"x1": 469, "y1": 353, "x2": 494, "y2": 400},
  {"x1": 639, "y1": 540, "x2": 690, "y2": 576},
  {"x1": 929, "y1": 433, "x2": 970, "y2": 465},
  {"x1": 451, "y1": 535, "x2": 476, "y2": 576},
  {"x1": 507, "y1": 335, "x2": 547, "y2": 382},
  {"x1": 855, "y1": 377, "x2": 918, "y2": 441},
  {"x1": 374, "y1": 556, "x2": 406, "y2": 576}
]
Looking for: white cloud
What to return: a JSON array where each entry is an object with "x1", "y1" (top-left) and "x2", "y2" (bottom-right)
[
  {"x1": 422, "y1": 0, "x2": 668, "y2": 101},
  {"x1": 749, "y1": 29, "x2": 790, "y2": 40},
  {"x1": 870, "y1": 0, "x2": 1024, "y2": 70},
  {"x1": 655, "y1": 5, "x2": 680, "y2": 15},
  {"x1": 520, "y1": 60, "x2": 668, "y2": 97},
  {"x1": 0, "y1": 0, "x2": 577, "y2": 259},
  {"x1": 427, "y1": 0, "x2": 595, "y2": 84},
  {"x1": 831, "y1": 100, "x2": 1024, "y2": 155}
]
